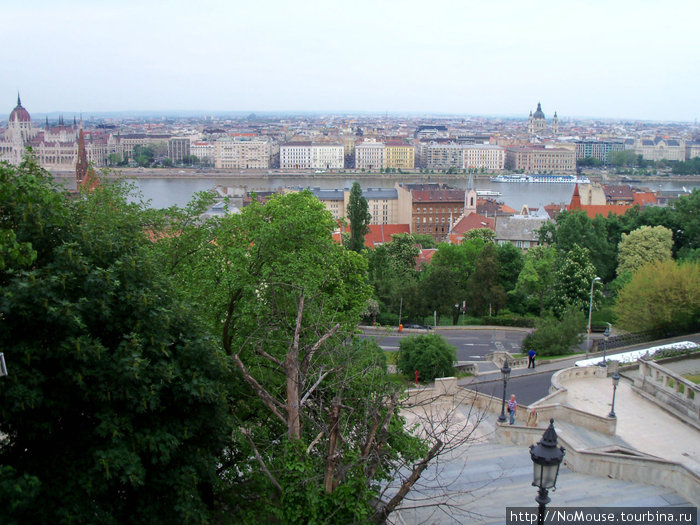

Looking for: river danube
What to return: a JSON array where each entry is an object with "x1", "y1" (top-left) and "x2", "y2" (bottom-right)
[
  {"x1": 128, "y1": 176, "x2": 699, "y2": 212},
  {"x1": 58, "y1": 173, "x2": 699, "y2": 212}
]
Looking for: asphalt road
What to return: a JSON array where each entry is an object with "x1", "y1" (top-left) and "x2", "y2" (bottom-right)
[{"x1": 362, "y1": 326, "x2": 528, "y2": 363}]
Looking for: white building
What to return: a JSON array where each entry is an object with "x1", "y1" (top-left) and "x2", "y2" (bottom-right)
[
  {"x1": 215, "y1": 137, "x2": 279, "y2": 169},
  {"x1": 280, "y1": 142, "x2": 344, "y2": 170},
  {"x1": 355, "y1": 139, "x2": 385, "y2": 170}
]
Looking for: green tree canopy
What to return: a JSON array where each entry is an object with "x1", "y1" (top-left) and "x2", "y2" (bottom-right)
[
  {"x1": 397, "y1": 334, "x2": 456, "y2": 382},
  {"x1": 617, "y1": 225, "x2": 673, "y2": 276},
  {"x1": 515, "y1": 245, "x2": 557, "y2": 316},
  {"x1": 0, "y1": 160, "x2": 232, "y2": 524},
  {"x1": 346, "y1": 181, "x2": 371, "y2": 252},
  {"x1": 160, "y1": 191, "x2": 432, "y2": 522},
  {"x1": 613, "y1": 260, "x2": 700, "y2": 333},
  {"x1": 549, "y1": 243, "x2": 601, "y2": 317},
  {"x1": 521, "y1": 308, "x2": 585, "y2": 357}
]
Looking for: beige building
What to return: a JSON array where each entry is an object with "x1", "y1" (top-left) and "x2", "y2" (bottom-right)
[
  {"x1": 355, "y1": 139, "x2": 384, "y2": 170},
  {"x1": 462, "y1": 144, "x2": 505, "y2": 170},
  {"x1": 384, "y1": 141, "x2": 415, "y2": 170},
  {"x1": 351, "y1": 188, "x2": 399, "y2": 225},
  {"x1": 505, "y1": 145, "x2": 576, "y2": 173},
  {"x1": 190, "y1": 141, "x2": 215, "y2": 164},
  {"x1": 215, "y1": 137, "x2": 279, "y2": 169},
  {"x1": 634, "y1": 138, "x2": 686, "y2": 162},
  {"x1": 396, "y1": 183, "x2": 471, "y2": 243}
]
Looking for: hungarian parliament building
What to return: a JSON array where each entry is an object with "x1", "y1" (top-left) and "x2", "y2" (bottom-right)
[{"x1": 0, "y1": 95, "x2": 116, "y2": 169}]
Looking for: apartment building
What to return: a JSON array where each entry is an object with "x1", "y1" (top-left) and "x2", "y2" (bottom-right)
[
  {"x1": 215, "y1": 137, "x2": 279, "y2": 169},
  {"x1": 355, "y1": 188, "x2": 399, "y2": 225},
  {"x1": 505, "y1": 145, "x2": 576, "y2": 173},
  {"x1": 462, "y1": 144, "x2": 505, "y2": 170},
  {"x1": 280, "y1": 142, "x2": 344, "y2": 169},
  {"x1": 384, "y1": 141, "x2": 415, "y2": 170},
  {"x1": 574, "y1": 140, "x2": 625, "y2": 164},
  {"x1": 168, "y1": 137, "x2": 191, "y2": 162},
  {"x1": 191, "y1": 141, "x2": 215, "y2": 164},
  {"x1": 396, "y1": 183, "x2": 467, "y2": 243},
  {"x1": 355, "y1": 139, "x2": 384, "y2": 170}
]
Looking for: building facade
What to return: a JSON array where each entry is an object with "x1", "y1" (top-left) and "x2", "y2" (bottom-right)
[
  {"x1": 355, "y1": 139, "x2": 384, "y2": 170},
  {"x1": 215, "y1": 137, "x2": 279, "y2": 169},
  {"x1": 505, "y1": 145, "x2": 576, "y2": 173},
  {"x1": 575, "y1": 140, "x2": 625, "y2": 163}
]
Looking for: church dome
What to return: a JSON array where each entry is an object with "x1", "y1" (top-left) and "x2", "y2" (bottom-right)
[
  {"x1": 533, "y1": 102, "x2": 545, "y2": 120},
  {"x1": 9, "y1": 94, "x2": 31, "y2": 123}
]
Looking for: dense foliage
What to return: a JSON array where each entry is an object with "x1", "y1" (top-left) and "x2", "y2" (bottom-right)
[
  {"x1": 0, "y1": 159, "x2": 232, "y2": 524},
  {"x1": 397, "y1": 334, "x2": 457, "y2": 382},
  {"x1": 613, "y1": 260, "x2": 700, "y2": 333}
]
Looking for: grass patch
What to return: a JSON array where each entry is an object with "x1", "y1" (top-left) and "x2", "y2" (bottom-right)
[
  {"x1": 683, "y1": 373, "x2": 700, "y2": 384},
  {"x1": 384, "y1": 350, "x2": 398, "y2": 365},
  {"x1": 511, "y1": 353, "x2": 584, "y2": 361}
]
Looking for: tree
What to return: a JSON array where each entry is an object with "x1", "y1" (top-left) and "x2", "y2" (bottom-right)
[
  {"x1": 548, "y1": 243, "x2": 601, "y2": 317},
  {"x1": 346, "y1": 182, "x2": 371, "y2": 252},
  {"x1": 161, "y1": 191, "x2": 437, "y2": 522},
  {"x1": 539, "y1": 210, "x2": 616, "y2": 282},
  {"x1": 617, "y1": 225, "x2": 673, "y2": 276},
  {"x1": 496, "y1": 242, "x2": 524, "y2": 293},
  {"x1": 613, "y1": 260, "x2": 700, "y2": 333},
  {"x1": 0, "y1": 160, "x2": 232, "y2": 524},
  {"x1": 465, "y1": 227, "x2": 496, "y2": 243},
  {"x1": 521, "y1": 308, "x2": 585, "y2": 357},
  {"x1": 418, "y1": 265, "x2": 462, "y2": 324},
  {"x1": 515, "y1": 245, "x2": 557, "y2": 317},
  {"x1": 465, "y1": 243, "x2": 507, "y2": 316},
  {"x1": 397, "y1": 334, "x2": 457, "y2": 382}
]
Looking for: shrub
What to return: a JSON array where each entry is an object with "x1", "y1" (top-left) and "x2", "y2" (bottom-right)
[
  {"x1": 397, "y1": 334, "x2": 456, "y2": 382},
  {"x1": 521, "y1": 308, "x2": 585, "y2": 357}
]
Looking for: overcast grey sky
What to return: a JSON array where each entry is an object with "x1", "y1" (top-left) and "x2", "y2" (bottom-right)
[{"x1": 3, "y1": 0, "x2": 699, "y2": 121}]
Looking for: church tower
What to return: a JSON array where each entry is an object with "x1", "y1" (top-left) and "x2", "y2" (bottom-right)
[
  {"x1": 552, "y1": 111, "x2": 559, "y2": 135},
  {"x1": 464, "y1": 173, "x2": 477, "y2": 215}
]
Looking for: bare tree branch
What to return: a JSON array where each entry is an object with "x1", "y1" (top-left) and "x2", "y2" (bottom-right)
[
  {"x1": 300, "y1": 368, "x2": 332, "y2": 407},
  {"x1": 285, "y1": 292, "x2": 304, "y2": 439},
  {"x1": 243, "y1": 430, "x2": 282, "y2": 494},
  {"x1": 231, "y1": 353, "x2": 287, "y2": 425},
  {"x1": 373, "y1": 439, "x2": 443, "y2": 524},
  {"x1": 324, "y1": 397, "x2": 342, "y2": 493}
]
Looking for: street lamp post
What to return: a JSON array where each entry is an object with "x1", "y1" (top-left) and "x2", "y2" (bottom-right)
[
  {"x1": 608, "y1": 371, "x2": 620, "y2": 418},
  {"x1": 599, "y1": 322, "x2": 611, "y2": 367},
  {"x1": 497, "y1": 360, "x2": 511, "y2": 423},
  {"x1": 530, "y1": 419, "x2": 565, "y2": 525},
  {"x1": 586, "y1": 276, "x2": 601, "y2": 358}
]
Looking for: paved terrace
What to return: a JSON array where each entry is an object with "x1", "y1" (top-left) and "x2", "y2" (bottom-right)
[{"x1": 392, "y1": 336, "x2": 700, "y2": 524}]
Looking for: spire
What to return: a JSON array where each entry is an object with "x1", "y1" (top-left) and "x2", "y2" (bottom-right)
[
  {"x1": 45, "y1": 116, "x2": 49, "y2": 130},
  {"x1": 569, "y1": 184, "x2": 581, "y2": 210},
  {"x1": 76, "y1": 129, "x2": 89, "y2": 185},
  {"x1": 17, "y1": 92, "x2": 21, "y2": 107},
  {"x1": 467, "y1": 173, "x2": 474, "y2": 191}
]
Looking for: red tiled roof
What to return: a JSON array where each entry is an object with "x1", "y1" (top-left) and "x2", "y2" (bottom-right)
[
  {"x1": 365, "y1": 224, "x2": 411, "y2": 246},
  {"x1": 412, "y1": 189, "x2": 465, "y2": 202},
  {"x1": 451, "y1": 213, "x2": 494, "y2": 235},
  {"x1": 567, "y1": 204, "x2": 633, "y2": 218},
  {"x1": 416, "y1": 249, "x2": 437, "y2": 268},
  {"x1": 633, "y1": 192, "x2": 657, "y2": 206}
]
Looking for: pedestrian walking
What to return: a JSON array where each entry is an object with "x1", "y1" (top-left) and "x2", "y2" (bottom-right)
[
  {"x1": 507, "y1": 394, "x2": 517, "y2": 425},
  {"x1": 528, "y1": 349, "x2": 536, "y2": 369}
]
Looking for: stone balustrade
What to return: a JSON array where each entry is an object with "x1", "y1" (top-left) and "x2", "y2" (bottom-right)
[{"x1": 635, "y1": 358, "x2": 700, "y2": 424}]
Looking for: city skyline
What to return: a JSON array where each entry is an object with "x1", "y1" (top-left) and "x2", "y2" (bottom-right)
[{"x1": 3, "y1": 0, "x2": 699, "y2": 122}]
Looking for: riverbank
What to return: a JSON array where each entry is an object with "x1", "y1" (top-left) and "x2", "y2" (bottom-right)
[{"x1": 49, "y1": 167, "x2": 700, "y2": 184}]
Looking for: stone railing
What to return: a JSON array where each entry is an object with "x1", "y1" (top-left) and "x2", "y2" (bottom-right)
[
  {"x1": 496, "y1": 423, "x2": 700, "y2": 506},
  {"x1": 488, "y1": 351, "x2": 528, "y2": 369},
  {"x1": 635, "y1": 358, "x2": 700, "y2": 424}
]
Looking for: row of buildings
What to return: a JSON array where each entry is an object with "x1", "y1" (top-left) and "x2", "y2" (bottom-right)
[
  {"x1": 237, "y1": 179, "x2": 658, "y2": 251},
  {"x1": 2, "y1": 97, "x2": 699, "y2": 172}
]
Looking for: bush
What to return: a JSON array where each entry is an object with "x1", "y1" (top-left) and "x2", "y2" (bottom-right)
[
  {"x1": 521, "y1": 308, "x2": 585, "y2": 357},
  {"x1": 397, "y1": 334, "x2": 456, "y2": 382},
  {"x1": 376, "y1": 312, "x2": 400, "y2": 326},
  {"x1": 481, "y1": 316, "x2": 536, "y2": 328}
]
